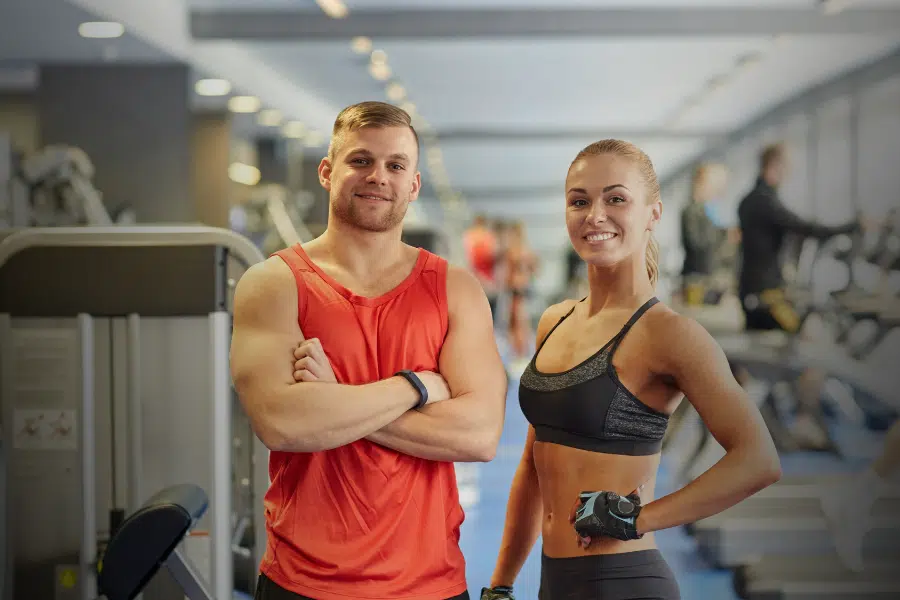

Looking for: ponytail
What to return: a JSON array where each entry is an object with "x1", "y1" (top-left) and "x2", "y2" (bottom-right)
[{"x1": 646, "y1": 234, "x2": 659, "y2": 288}]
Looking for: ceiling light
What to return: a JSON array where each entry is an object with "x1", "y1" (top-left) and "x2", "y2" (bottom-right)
[
  {"x1": 352, "y1": 37, "x2": 372, "y2": 54},
  {"x1": 304, "y1": 131, "x2": 325, "y2": 147},
  {"x1": 386, "y1": 82, "x2": 406, "y2": 102},
  {"x1": 195, "y1": 78, "x2": 231, "y2": 96},
  {"x1": 283, "y1": 121, "x2": 307, "y2": 138},
  {"x1": 229, "y1": 162, "x2": 261, "y2": 186},
  {"x1": 707, "y1": 75, "x2": 727, "y2": 91},
  {"x1": 258, "y1": 109, "x2": 283, "y2": 127},
  {"x1": 316, "y1": 0, "x2": 348, "y2": 19},
  {"x1": 370, "y1": 50, "x2": 388, "y2": 65},
  {"x1": 228, "y1": 96, "x2": 261, "y2": 113},
  {"x1": 736, "y1": 52, "x2": 763, "y2": 68},
  {"x1": 369, "y1": 62, "x2": 391, "y2": 81},
  {"x1": 819, "y1": 0, "x2": 859, "y2": 16},
  {"x1": 400, "y1": 101, "x2": 416, "y2": 114},
  {"x1": 78, "y1": 21, "x2": 125, "y2": 39}
]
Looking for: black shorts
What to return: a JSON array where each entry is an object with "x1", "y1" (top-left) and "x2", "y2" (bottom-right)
[
  {"x1": 539, "y1": 549, "x2": 680, "y2": 600},
  {"x1": 253, "y1": 573, "x2": 470, "y2": 600}
]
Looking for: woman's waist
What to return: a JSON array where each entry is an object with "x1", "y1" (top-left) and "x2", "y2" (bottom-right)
[
  {"x1": 534, "y1": 446, "x2": 659, "y2": 505},
  {"x1": 540, "y1": 516, "x2": 657, "y2": 558}
]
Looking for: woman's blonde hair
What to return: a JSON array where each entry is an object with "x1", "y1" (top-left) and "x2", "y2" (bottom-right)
[{"x1": 570, "y1": 139, "x2": 661, "y2": 287}]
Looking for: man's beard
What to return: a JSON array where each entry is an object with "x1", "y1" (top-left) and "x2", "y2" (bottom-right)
[{"x1": 332, "y1": 193, "x2": 407, "y2": 233}]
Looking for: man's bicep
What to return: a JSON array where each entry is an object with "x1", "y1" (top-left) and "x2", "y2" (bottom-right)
[
  {"x1": 438, "y1": 268, "x2": 506, "y2": 397},
  {"x1": 230, "y1": 259, "x2": 304, "y2": 397}
]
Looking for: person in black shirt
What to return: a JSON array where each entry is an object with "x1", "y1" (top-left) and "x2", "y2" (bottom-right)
[
  {"x1": 737, "y1": 143, "x2": 859, "y2": 330},
  {"x1": 737, "y1": 142, "x2": 859, "y2": 453}
]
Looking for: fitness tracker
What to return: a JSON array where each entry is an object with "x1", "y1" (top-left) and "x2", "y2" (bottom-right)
[{"x1": 395, "y1": 370, "x2": 428, "y2": 409}]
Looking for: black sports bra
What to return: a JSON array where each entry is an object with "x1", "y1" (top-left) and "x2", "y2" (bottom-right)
[{"x1": 518, "y1": 297, "x2": 669, "y2": 456}]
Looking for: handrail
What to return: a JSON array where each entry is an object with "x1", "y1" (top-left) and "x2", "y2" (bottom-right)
[{"x1": 0, "y1": 226, "x2": 266, "y2": 271}]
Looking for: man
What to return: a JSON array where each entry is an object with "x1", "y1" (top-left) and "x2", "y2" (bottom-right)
[
  {"x1": 230, "y1": 101, "x2": 508, "y2": 600},
  {"x1": 738, "y1": 142, "x2": 859, "y2": 328},
  {"x1": 737, "y1": 142, "x2": 859, "y2": 452}
]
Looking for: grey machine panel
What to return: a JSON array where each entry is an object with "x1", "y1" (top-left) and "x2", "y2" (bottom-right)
[
  {"x1": 693, "y1": 496, "x2": 900, "y2": 568},
  {"x1": 737, "y1": 554, "x2": 900, "y2": 600},
  {"x1": 0, "y1": 226, "x2": 266, "y2": 600}
]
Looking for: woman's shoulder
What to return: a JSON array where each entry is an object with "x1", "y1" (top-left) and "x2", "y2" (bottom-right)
[
  {"x1": 535, "y1": 298, "x2": 580, "y2": 343},
  {"x1": 638, "y1": 301, "x2": 723, "y2": 364}
]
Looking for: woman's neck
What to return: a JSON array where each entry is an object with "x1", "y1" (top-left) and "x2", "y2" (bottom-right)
[{"x1": 584, "y1": 261, "x2": 654, "y2": 317}]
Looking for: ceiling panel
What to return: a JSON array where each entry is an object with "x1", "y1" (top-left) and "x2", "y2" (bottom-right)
[
  {"x1": 1, "y1": 0, "x2": 172, "y2": 63},
  {"x1": 187, "y1": 0, "x2": 898, "y2": 9},
  {"x1": 677, "y1": 34, "x2": 900, "y2": 130},
  {"x1": 437, "y1": 137, "x2": 709, "y2": 191},
  {"x1": 241, "y1": 37, "x2": 775, "y2": 133}
]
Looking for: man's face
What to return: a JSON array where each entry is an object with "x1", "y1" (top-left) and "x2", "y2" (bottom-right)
[
  {"x1": 768, "y1": 154, "x2": 788, "y2": 187},
  {"x1": 318, "y1": 126, "x2": 421, "y2": 233}
]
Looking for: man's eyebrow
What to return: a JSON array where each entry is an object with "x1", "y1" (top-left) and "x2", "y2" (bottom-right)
[{"x1": 344, "y1": 149, "x2": 410, "y2": 162}]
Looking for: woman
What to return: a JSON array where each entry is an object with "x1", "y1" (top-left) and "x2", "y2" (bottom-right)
[
  {"x1": 480, "y1": 140, "x2": 781, "y2": 600},
  {"x1": 504, "y1": 220, "x2": 540, "y2": 364}
]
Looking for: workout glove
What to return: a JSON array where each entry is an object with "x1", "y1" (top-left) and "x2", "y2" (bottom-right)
[
  {"x1": 480, "y1": 586, "x2": 515, "y2": 600},
  {"x1": 573, "y1": 491, "x2": 643, "y2": 541}
]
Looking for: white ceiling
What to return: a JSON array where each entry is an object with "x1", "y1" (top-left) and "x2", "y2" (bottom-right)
[
  {"x1": 7, "y1": 0, "x2": 900, "y2": 232},
  {"x1": 177, "y1": 0, "x2": 900, "y2": 185},
  {"x1": 0, "y1": 0, "x2": 171, "y2": 63}
]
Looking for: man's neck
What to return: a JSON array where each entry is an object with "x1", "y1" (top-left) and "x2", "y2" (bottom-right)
[{"x1": 316, "y1": 220, "x2": 409, "y2": 279}]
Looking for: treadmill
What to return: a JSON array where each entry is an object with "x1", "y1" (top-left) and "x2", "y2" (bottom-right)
[
  {"x1": 734, "y1": 553, "x2": 900, "y2": 599},
  {"x1": 692, "y1": 488, "x2": 900, "y2": 568}
]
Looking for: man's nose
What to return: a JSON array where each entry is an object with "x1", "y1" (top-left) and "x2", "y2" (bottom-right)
[{"x1": 365, "y1": 164, "x2": 389, "y2": 185}]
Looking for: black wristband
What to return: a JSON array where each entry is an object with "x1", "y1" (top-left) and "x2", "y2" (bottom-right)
[{"x1": 395, "y1": 370, "x2": 428, "y2": 409}]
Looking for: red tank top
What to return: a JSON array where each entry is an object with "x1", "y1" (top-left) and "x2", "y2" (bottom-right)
[{"x1": 260, "y1": 243, "x2": 467, "y2": 600}]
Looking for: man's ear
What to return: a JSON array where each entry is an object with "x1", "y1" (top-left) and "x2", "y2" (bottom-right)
[
  {"x1": 318, "y1": 157, "x2": 333, "y2": 191},
  {"x1": 408, "y1": 171, "x2": 422, "y2": 202}
]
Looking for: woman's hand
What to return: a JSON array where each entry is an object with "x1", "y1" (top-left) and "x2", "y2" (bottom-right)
[{"x1": 569, "y1": 491, "x2": 644, "y2": 548}]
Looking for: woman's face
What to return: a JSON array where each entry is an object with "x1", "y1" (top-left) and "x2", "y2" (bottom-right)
[{"x1": 565, "y1": 153, "x2": 660, "y2": 268}]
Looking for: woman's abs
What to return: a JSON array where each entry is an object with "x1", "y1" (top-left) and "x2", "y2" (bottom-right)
[{"x1": 533, "y1": 441, "x2": 660, "y2": 558}]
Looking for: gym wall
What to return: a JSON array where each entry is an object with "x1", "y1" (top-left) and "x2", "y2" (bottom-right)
[{"x1": 661, "y1": 49, "x2": 900, "y2": 274}]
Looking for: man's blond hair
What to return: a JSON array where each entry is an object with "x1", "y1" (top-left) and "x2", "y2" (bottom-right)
[{"x1": 328, "y1": 101, "x2": 419, "y2": 164}]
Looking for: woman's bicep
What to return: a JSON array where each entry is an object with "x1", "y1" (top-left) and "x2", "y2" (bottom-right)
[{"x1": 662, "y1": 316, "x2": 769, "y2": 451}]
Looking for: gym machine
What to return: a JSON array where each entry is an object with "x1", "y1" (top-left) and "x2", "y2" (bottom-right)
[
  {"x1": 1, "y1": 145, "x2": 126, "y2": 228},
  {"x1": 0, "y1": 226, "x2": 268, "y2": 600}
]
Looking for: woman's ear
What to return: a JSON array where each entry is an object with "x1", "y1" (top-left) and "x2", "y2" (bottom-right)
[{"x1": 647, "y1": 201, "x2": 663, "y2": 232}]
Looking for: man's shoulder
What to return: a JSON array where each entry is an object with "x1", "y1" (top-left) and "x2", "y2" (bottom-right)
[
  {"x1": 445, "y1": 263, "x2": 485, "y2": 300},
  {"x1": 234, "y1": 257, "x2": 297, "y2": 304}
]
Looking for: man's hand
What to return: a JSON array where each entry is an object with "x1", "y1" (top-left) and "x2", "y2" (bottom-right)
[
  {"x1": 414, "y1": 371, "x2": 452, "y2": 405},
  {"x1": 293, "y1": 338, "x2": 337, "y2": 383},
  {"x1": 291, "y1": 340, "x2": 450, "y2": 405}
]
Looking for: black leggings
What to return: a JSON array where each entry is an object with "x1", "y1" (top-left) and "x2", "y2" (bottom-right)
[
  {"x1": 253, "y1": 573, "x2": 470, "y2": 600},
  {"x1": 539, "y1": 549, "x2": 680, "y2": 600}
]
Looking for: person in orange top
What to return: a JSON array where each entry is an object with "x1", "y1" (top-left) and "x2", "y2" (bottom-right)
[
  {"x1": 230, "y1": 101, "x2": 508, "y2": 600},
  {"x1": 464, "y1": 214, "x2": 499, "y2": 317}
]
